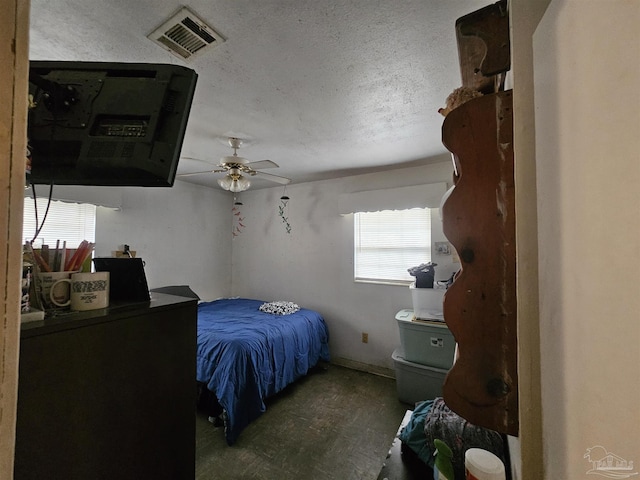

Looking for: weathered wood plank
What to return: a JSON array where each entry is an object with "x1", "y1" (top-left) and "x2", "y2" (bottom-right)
[
  {"x1": 0, "y1": 0, "x2": 31, "y2": 476},
  {"x1": 441, "y1": 91, "x2": 518, "y2": 436},
  {"x1": 455, "y1": 0, "x2": 510, "y2": 94}
]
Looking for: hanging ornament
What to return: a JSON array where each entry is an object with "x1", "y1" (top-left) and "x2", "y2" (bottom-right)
[
  {"x1": 232, "y1": 196, "x2": 245, "y2": 237},
  {"x1": 279, "y1": 188, "x2": 291, "y2": 234}
]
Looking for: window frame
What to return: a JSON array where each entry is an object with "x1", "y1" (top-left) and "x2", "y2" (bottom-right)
[
  {"x1": 22, "y1": 196, "x2": 96, "y2": 248},
  {"x1": 353, "y1": 207, "x2": 433, "y2": 286}
]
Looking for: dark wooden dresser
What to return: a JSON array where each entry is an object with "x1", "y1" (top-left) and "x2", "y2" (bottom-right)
[{"x1": 15, "y1": 293, "x2": 197, "y2": 480}]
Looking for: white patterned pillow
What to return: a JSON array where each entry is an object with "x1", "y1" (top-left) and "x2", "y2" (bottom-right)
[{"x1": 259, "y1": 301, "x2": 300, "y2": 315}]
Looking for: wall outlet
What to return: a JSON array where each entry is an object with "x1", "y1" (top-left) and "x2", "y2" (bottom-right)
[{"x1": 361, "y1": 332, "x2": 368, "y2": 343}]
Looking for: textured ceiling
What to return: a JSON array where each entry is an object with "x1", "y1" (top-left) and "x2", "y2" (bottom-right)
[{"x1": 29, "y1": 0, "x2": 490, "y2": 189}]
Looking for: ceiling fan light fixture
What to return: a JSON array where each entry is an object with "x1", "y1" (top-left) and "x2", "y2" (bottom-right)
[
  {"x1": 230, "y1": 176, "x2": 251, "y2": 192},
  {"x1": 217, "y1": 175, "x2": 233, "y2": 190},
  {"x1": 218, "y1": 173, "x2": 250, "y2": 192}
]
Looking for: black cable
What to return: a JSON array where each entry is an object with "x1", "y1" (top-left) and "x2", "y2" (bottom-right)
[
  {"x1": 27, "y1": 75, "x2": 58, "y2": 244},
  {"x1": 29, "y1": 183, "x2": 54, "y2": 245}
]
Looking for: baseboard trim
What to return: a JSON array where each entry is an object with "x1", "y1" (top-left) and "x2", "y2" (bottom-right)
[{"x1": 331, "y1": 357, "x2": 395, "y2": 379}]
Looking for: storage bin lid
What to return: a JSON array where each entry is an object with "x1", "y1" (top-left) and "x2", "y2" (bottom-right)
[
  {"x1": 391, "y1": 348, "x2": 449, "y2": 372},
  {"x1": 395, "y1": 309, "x2": 415, "y2": 322}
]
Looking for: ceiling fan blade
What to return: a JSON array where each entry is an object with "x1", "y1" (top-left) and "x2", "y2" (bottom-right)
[
  {"x1": 176, "y1": 169, "x2": 224, "y2": 177},
  {"x1": 181, "y1": 156, "x2": 229, "y2": 167},
  {"x1": 180, "y1": 141, "x2": 288, "y2": 189},
  {"x1": 253, "y1": 170, "x2": 291, "y2": 185},
  {"x1": 246, "y1": 159, "x2": 278, "y2": 170}
]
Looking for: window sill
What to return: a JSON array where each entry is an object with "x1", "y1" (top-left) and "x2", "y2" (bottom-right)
[{"x1": 354, "y1": 279, "x2": 411, "y2": 287}]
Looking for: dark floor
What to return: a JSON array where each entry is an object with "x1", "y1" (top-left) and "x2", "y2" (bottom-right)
[{"x1": 195, "y1": 364, "x2": 409, "y2": 480}]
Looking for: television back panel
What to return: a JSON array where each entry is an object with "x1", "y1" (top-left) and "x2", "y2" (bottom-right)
[{"x1": 27, "y1": 61, "x2": 198, "y2": 187}]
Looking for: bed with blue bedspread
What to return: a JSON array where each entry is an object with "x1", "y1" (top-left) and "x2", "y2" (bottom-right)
[{"x1": 196, "y1": 297, "x2": 330, "y2": 445}]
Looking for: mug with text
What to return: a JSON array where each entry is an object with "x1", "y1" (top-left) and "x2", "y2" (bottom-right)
[
  {"x1": 39, "y1": 271, "x2": 75, "y2": 309},
  {"x1": 51, "y1": 272, "x2": 110, "y2": 311}
]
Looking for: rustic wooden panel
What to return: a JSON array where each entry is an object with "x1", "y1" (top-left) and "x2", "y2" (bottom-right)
[
  {"x1": 441, "y1": 90, "x2": 518, "y2": 436},
  {"x1": 455, "y1": 0, "x2": 510, "y2": 94},
  {"x1": 0, "y1": 0, "x2": 30, "y2": 475}
]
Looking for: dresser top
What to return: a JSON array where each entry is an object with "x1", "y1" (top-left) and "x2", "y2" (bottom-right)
[{"x1": 21, "y1": 292, "x2": 197, "y2": 338}]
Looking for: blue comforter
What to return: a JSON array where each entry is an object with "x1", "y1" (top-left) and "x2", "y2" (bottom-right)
[{"x1": 196, "y1": 298, "x2": 330, "y2": 444}]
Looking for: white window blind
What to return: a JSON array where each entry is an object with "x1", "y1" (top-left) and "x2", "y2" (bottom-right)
[
  {"x1": 23, "y1": 197, "x2": 96, "y2": 248},
  {"x1": 354, "y1": 208, "x2": 431, "y2": 284}
]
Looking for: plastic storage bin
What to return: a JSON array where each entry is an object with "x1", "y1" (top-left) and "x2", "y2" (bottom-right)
[
  {"x1": 392, "y1": 348, "x2": 448, "y2": 405},
  {"x1": 396, "y1": 309, "x2": 455, "y2": 369},
  {"x1": 409, "y1": 283, "x2": 445, "y2": 320}
]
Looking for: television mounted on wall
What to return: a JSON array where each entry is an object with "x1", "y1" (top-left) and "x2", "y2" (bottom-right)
[{"x1": 27, "y1": 61, "x2": 198, "y2": 187}]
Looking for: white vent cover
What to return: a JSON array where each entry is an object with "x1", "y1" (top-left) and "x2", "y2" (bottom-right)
[{"x1": 147, "y1": 6, "x2": 224, "y2": 61}]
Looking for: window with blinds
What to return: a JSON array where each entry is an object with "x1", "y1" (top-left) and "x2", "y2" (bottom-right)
[
  {"x1": 23, "y1": 197, "x2": 96, "y2": 248},
  {"x1": 354, "y1": 208, "x2": 432, "y2": 284}
]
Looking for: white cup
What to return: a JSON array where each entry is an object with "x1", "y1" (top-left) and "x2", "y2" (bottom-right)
[
  {"x1": 51, "y1": 272, "x2": 110, "y2": 311},
  {"x1": 39, "y1": 271, "x2": 75, "y2": 309}
]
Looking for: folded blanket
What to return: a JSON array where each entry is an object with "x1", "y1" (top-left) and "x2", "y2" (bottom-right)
[
  {"x1": 423, "y1": 397, "x2": 505, "y2": 479},
  {"x1": 259, "y1": 301, "x2": 300, "y2": 315},
  {"x1": 399, "y1": 397, "x2": 506, "y2": 478},
  {"x1": 398, "y1": 399, "x2": 436, "y2": 466}
]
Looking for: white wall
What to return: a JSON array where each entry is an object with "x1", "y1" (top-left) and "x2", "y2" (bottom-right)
[
  {"x1": 230, "y1": 158, "x2": 456, "y2": 372},
  {"x1": 94, "y1": 181, "x2": 233, "y2": 300},
  {"x1": 509, "y1": 0, "x2": 551, "y2": 478},
  {"x1": 34, "y1": 181, "x2": 234, "y2": 301},
  {"x1": 534, "y1": 1, "x2": 640, "y2": 478}
]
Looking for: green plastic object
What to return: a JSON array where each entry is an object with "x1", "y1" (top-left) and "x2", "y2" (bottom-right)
[{"x1": 433, "y1": 439, "x2": 455, "y2": 480}]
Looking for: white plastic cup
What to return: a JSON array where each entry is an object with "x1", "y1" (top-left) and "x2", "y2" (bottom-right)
[{"x1": 465, "y1": 448, "x2": 505, "y2": 480}]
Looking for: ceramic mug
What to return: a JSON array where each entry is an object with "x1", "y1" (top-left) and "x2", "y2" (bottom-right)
[
  {"x1": 39, "y1": 271, "x2": 75, "y2": 309},
  {"x1": 51, "y1": 272, "x2": 110, "y2": 311}
]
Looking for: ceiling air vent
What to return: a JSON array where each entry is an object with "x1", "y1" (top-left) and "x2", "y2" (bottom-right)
[{"x1": 147, "y1": 6, "x2": 224, "y2": 61}]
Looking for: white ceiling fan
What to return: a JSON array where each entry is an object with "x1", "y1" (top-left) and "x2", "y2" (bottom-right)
[{"x1": 178, "y1": 137, "x2": 291, "y2": 192}]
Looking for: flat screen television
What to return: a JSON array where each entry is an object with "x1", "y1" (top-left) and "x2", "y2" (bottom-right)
[{"x1": 27, "y1": 61, "x2": 198, "y2": 187}]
